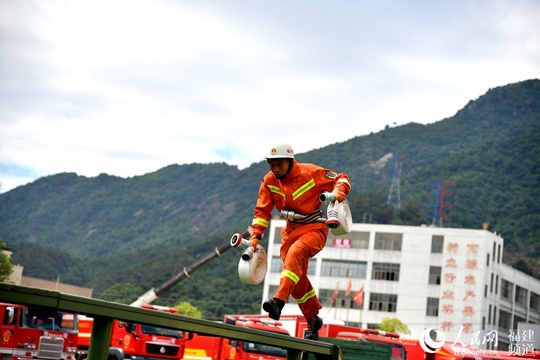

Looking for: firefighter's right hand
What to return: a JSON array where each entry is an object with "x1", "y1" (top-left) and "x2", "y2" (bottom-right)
[{"x1": 250, "y1": 236, "x2": 259, "y2": 249}]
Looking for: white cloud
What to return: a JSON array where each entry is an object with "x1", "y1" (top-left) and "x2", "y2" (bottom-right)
[{"x1": 1, "y1": 0, "x2": 539, "y2": 193}]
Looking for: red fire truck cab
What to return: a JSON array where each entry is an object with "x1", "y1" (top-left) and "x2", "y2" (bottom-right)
[
  {"x1": 402, "y1": 338, "x2": 540, "y2": 360},
  {"x1": 0, "y1": 302, "x2": 78, "y2": 360},
  {"x1": 183, "y1": 315, "x2": 289, "y2": 360},
  {"x1": 76, "y1": 304, "x2": 187, "y2": 360}
]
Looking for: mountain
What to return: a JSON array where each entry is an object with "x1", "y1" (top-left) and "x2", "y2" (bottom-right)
[{"x1": 1, "y1": 79, "x2": 539, "y2": 320}]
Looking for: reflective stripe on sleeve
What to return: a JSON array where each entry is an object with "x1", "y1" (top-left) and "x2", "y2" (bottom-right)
[{"x1": 252, "y1": 218, "x2": 269, "y2": 228}]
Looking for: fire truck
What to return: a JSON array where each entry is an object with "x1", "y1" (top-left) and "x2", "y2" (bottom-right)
[
  {"x1": 103, "y1": 228, "x2": 398, "y2": 360},
  {"x1": 0, "y1": 302, "x2": 78, "y2": 360},
  {"x1": 402, "y1": 339, "x2": 540, "y2": 360},
  {"x1": 74, "y1": 229, "x2": 255, "y2": 360},
  {"x1": 183, "y1": 315, "x2": 289, "y2": 360},
  {"x1": 228, "y1": 314, "x2": 406, "y2": 360},
  {"x1": 335, "y1": 329, "x2": 406, "y2": 360},
  {"x1": 75, "y1": 304, "x2": 187, "y2": 360}
]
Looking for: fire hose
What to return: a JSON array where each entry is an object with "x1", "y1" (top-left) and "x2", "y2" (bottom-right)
[
  {"x1": 230, "y1": 233, "x2": 268, "y2": 285},
  {"x1": 280, "y1": 192, "x2": 353, "y2": 235},
  {"x1": 229, "y1": 193, "x2": 352, "y2": 285}
]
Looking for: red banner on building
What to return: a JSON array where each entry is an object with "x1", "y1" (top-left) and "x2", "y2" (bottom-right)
[{"x1": 333, "y1": 238, "x2": 352, "y2": 248}]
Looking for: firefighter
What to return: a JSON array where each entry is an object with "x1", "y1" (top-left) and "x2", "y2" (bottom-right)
[{"x1": 249, "y1": 143, "x2": 351, "y2": 340}]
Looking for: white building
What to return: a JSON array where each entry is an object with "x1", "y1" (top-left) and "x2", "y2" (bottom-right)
[
  {"x1": 3, "y1": 248, "x2": 93, "y2": 298},
  {"x1": 262, "y1": 220, "x2": 540, "y2": 351}
]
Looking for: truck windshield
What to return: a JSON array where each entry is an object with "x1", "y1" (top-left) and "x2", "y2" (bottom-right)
[
  {"x1": 141, "y1": 325, "x2": 184, "y2": 338},
  {"x1": 20, "y1": 310, "x2": 78, "y2": 333},
  {"x1": 243, "y1": 341, "x2": 287, "y2": 357}
]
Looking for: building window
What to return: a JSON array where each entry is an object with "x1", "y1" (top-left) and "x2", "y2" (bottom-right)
[
  {"x1": 270, "y1": 256, "x2": 282, "y2": 273},
  {"x1": 499, "y1": 310, "x2": 511, "y2": 330},
  {"x1": 307, "y1": 258, "x2": 316, "y2": 275},
  {"x1": 513, "y1": 315, "x2": 526, "y2": 329},
  {"x1": 515, "y1": 286, "x2": 527, "y2": 307},
  {"x1": 486, "y1": 253, "x2": 490, "y2": 266},
  {"x1": 530, "y1": 292, "x2": 540, "y2": 312},
  {"x1": 374, "y1": 232, "x2": 402, "y2": 251},
  {"x1": 428, "y1": 266, "x2": 441, "y2": 285},
  {"x1": 501, "y1": 280, "x2": 513, "y2": 300},
  {"x1": 426, "y1": 297, "x2": 439, "y2": 316},
  {"x1": 369, "y1": 293, "x2": 397, "y2": 312},
  {"x1": 497, "y1": 244, "x2": 501, "y2": 263},
  {"x1": 321, "y1": 259, "x2": 367, "y2": 278},
  {"x1": 271, "y1": 257, "x2": 316, "y2": 275},
  {"x1": 372, "y1": 262, "x2": 400, "y2": 281},
  {"x1": 327, "y1": 231, "x2": 370, "y2": 249},
  {"x1": 431, "y1": 235, "x2": 444, "y2": 253},
  {"x1": 273, "y1": 227, "x2": 283, "y2": 244}
]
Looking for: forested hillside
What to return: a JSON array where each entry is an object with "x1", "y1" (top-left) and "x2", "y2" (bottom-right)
[{"x1": 1, "y1": 79, "x2": 539, "y2": 320}]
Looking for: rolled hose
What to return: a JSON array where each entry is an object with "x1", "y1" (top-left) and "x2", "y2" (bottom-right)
[
  {"x1": 230, "y1": 232, "x2": 268, "y2": 285},
  {"x1": 238, "y1": 245, "x2": 267, "y2": 285}
]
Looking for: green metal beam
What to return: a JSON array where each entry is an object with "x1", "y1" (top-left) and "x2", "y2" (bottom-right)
[
  {"x1": 87, "y1": 316, "x2": 113, "y2": 360},
  {"x1": 0, "y1": 283, "x2": 342, "y2": 360}
]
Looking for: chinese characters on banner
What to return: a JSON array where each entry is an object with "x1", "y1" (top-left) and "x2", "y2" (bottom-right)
[
  {"x1": 442, "y1": 240, "x2": 479, "y2": 333},
  {"x1": 333, "y1": 238, "x2": 352, "y2": 248}
]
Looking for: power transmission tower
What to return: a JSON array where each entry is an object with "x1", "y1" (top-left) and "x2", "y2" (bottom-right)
[{"x1": 426, "y1": 182, "x2": 455, "y2": 227}]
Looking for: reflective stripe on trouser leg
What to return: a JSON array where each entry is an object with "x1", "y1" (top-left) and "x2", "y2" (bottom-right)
[
  {"x1": 279, "y1": 239, "x2": 322, "y2": 319},
  {"x1": 274, "y1": 239, "x2": 309, "y2": 303},
  {"x1": 275, "y1": 272, "x2": 297, "y2": 303},
  {"x1": 274, "y1": 224, "x2": 327, "y2": 318},
  {"x1": 293, "y1": 276, "x2": 322, "y2": 320}
]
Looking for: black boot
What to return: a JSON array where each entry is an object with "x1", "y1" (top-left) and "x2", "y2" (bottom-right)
[
  {"x1": 304, "y1": 315, "x2": 323, "y2": 340},
  {"x1": 262, "y1": 298, "x2": 284, "y2": 320}
]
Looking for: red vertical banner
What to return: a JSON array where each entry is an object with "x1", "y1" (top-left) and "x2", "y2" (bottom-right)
[
  {"x1": 331, "y1": 282, "x2": 339, "y2": 305},
  {"x1": 345, "y1": 278, "x2": 352, "y2": 297},
  {"x1": 354, "y1": 285, "x2": 364, "y2": 306}
]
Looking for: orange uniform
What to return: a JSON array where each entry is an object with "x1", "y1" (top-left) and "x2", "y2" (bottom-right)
[{"x1": 251, "y1": 159, "x2": 351, "y2": 319}]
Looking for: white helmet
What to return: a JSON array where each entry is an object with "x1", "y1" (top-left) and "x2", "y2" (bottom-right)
[{"x1": 265, "y1": 143, "x2": 295, "y2": 159}]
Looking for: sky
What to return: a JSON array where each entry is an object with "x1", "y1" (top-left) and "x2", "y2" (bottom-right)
[{"x1": 1, "y1": 0, "x2": 539, "y2": 193}]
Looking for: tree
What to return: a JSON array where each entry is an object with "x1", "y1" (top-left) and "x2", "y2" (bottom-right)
[
  {"x1": 378, "y1": 317, "x2": 411, "y2": 335},
  {"x1": 175, "y1": 301, "x2": 202, "y2": 318},
  {"x1": 0, "y1": 240, "x2": 13, "y2": 282},
  {"x1": 99, "y1": 283, "x2": 145, "y2": 304}
]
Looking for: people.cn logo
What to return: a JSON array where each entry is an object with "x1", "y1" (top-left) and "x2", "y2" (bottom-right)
[{"x1": 419, "y1": 328, "x2": 446, "y2": 353}]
